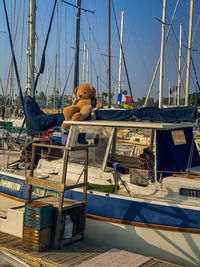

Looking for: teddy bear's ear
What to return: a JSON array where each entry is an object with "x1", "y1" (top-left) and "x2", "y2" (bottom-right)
[
  {"x1": 74, "y1": 87, "x2": 78, "y2": 94},
  {"x1": 90, "y1": 85, "x2": 96, "y2": 97}
]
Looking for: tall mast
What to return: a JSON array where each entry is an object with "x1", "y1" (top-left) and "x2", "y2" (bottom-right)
[
  {"x1": 177, "y1": 23, "x2": 182, "y2": 106},
  {"x1": 54, "y1": 53, "x2": 57, "y2": 109},
  {"x1": 82, "y1": 41, "x2": 86, "y2": 83},
  {"x1": 168, "y1": 81, "x2": 170, "y2": 105},
  {"x1": 73, "y1": 0, "x2": 81, "y2": 90},
  {"x1": 108, "y1": 0, "x2": 111, "y2": 107},
  {"x1": 118, "y1": 11, "x2": 124, "y2": 97},
  {"x1": 185, "y1": 0, "x2": 194, "y2": 106},
  {"x1": 144, "y1": 0, "x2": 179, "y2": 107},
  {"x1": 158, "y1": 0, "x2": 166, "y2": 108},
  {"x1": 27, "y1": 0, "x2": 36, "y2": 98},
  {"x1": 86, "y1": 47, "x2": 89, "y2": 83}
]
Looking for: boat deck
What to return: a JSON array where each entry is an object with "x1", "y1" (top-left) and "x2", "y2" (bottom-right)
[{"x1": 0, "y1": 232, "x2": 181, "y2": 267}]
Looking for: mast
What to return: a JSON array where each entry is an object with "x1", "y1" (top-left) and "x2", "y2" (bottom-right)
[
  {"x1": 168, "y1": 81, "x2": 170, "y2": 105},
  {"x1": 46, "y1": 67, "x2": 49, "y2": 108},
  {"x1": 27, "y1": 0, "x2": 36, "y2": 98},
  {"x1": 86, "y1": 47, "x2": 89, "y2": 83},
  {"x1": 82, "y1": 41, "x2": 86, "y2": 83},
  {"x1": 54, "y1": 53, "x2": 57, "y2": 109},
  {"x1": 73, "y1": 0, "x2": 81, "y2": 90},
  {"x1": 177, "y1": 23, "x2": 182, "y2": 106},
  {"x1": 144, "y1": 0, "x2": 179, "y2": 107},
  {"x1": 10, "y1": 0, "x2": 15, "y2": 107},
  {"x1": 185, "y1": 0, "x2": 194, "y2": 106},
  {"x1": 108, "y1": 0, "x2": 111, "y2": 107},
  {"x1": 118, "y1": 11, "x2": 124, "y2": 97},
  {"x1": 158, "y1": 0, "x2": 166, "y2": 108}
]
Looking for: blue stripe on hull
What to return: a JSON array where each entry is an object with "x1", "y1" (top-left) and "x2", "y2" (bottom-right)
[
  {"x1": 65, "y1": 190, "x2": 200, "y2": 230},
  {"x1": 1, "y1": 173, "x2": 200, "y2": 229}
]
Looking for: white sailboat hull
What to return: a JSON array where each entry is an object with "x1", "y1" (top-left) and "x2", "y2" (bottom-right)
[{"x1": 85, "y1": 218, "x2": 200, "y2": 267}]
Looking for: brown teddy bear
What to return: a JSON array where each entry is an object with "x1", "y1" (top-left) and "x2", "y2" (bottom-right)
[{"x1": 62, "y1": 83, "x2": 97, "y2": 130}]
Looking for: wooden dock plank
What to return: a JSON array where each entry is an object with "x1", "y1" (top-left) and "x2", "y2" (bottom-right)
[{"x1": 0, "y1": 232, "x2": 181, "y2": 267}]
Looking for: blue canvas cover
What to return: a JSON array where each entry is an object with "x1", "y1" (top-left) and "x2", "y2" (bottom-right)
[
  {"x1": 95, "y1": 106, "x2": 197, "y2": 122},
  {"x1": 25, "y1": 96, "x2": 64, "y2": 135},
  {"x1": 156, "y1": 127, "x2": 200, "y2": 179}
]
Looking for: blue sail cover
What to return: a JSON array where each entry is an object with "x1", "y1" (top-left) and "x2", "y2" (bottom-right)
[
  {"x1": 25, "y1": 96, "x2": 64, "y2": 135},
  {"x1": 156, "y1": 127, "x2": 200, "y2": 179},
  {"x1": 95, "y1": 106, "x2": 197, "y2": 122},
  {"x1": 24, "y1": 99, "x2": 197, "y2": 135}
]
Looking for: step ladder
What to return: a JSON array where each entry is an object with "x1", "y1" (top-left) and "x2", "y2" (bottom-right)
[{"x1": 25, "y1": 142, "x2": 94, "y2": 249}]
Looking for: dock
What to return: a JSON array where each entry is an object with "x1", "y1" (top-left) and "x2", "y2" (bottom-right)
[{"x1": 0, "y1": 232, "x2": 181, "y2": 267}]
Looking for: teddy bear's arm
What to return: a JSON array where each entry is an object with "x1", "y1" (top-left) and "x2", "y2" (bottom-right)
[
  {"x1": 72, "y1": 104, "x2": 92, "y2": 121},
  {"x1": 63, "y1": 105, "x2": 80, "y2": 121}
]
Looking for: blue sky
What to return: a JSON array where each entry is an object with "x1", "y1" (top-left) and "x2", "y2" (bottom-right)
[{"x1": 0, "y1": 0, "x2": 200, "y2": 103}]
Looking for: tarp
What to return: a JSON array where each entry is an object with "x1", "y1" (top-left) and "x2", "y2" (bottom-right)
[
  {"x1": 133, "y1": 106, "x2": 197, "y2": 122},
  {"x1": 25, "y1": 96, "x2": 64, "y2": 135},
  {"x1": 95, "y1": 106, "x2": 197, "y2": 122},
  {"x1": 156, "y1": 127, "x2": 200, "y2": 180},
  {"x1": 24, "y1": 99, "x2": 198, "y2": 135},
  {"x1": 95, "y1": 109, "x2": 134, "y2": 121}
]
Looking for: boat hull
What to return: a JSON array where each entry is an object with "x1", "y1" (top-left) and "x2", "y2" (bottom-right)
[
  {"x1": 0, "y1": 172, "x2": 200, "y2": 266},
  {"x1": 85, "y1": 218, "x2": 200, "y2": 266}
]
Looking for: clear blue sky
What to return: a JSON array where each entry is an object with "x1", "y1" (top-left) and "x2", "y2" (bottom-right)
[{"x1": 0, "y1": 0, "x2": 200, "y2": 103}]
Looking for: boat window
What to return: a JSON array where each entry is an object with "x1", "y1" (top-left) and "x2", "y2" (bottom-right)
[
  {"x1": 115, "y1": 128, "x2": 151, "y2": 157},
  {"x1": 0, "y1": 178, "x2": 21, "y2": 191},
  {"x1": 171, "y1": 130, "x2": 187, "y2": 145},
  {"x1": 68, "y1": 126, "x2": 109, "y2": 167},
  {"x1": 45, "y1": 190, "x2": 59, "y2": 197},
  {"x1": 32, "y1": 187, "x2": 59, "y2": 197},
  {"x1": 32, "y1": 187, "x2": 45, "y2": 197}
]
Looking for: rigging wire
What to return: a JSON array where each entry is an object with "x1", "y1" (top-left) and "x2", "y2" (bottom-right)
[
  {"x1": 163, "y1": 0, "x2": 200, "y2": 100},
  {"x1": 183, "y1": 29, "x2": 200, "y2": 93},
  {"x1": 37, "y1": 4, "x2": 54, "y2": 96},
  {"x1": 34, "y1": 0, "x2": 57, "y2": 94},
  {"x1": 80, "y1": 31, "x2": 108, "y2": 92},
  {"x1": 79, "y1": 2, "x2": 108, "y2": 93},
  {"x1": 62, "y1": 0, "x2": 95, "y2": 14},
  {"x1": 2, "y1": 0, "x2": 24, "y2": 110},
  {"x1": 82, "y1": 2, "x2": 116, "y2": 89},
  {"x1": 144, "y1": 0, "x2": 180, "y2": 106},
  {"x1": 167, "y1": 20, "x2": 200, "y2": 99},
  {"x1": 57, "y1": 56, "x2": 75, "y2": 110},
  {"x1": 5, "y1": 0, "x2": 22, "y2": 104},
  {"x1": 44, "y1": 64, "x2": 54, "y2": 95}
]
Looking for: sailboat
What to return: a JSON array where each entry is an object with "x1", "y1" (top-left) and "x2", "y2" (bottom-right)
[{"x1": 1, "y1": 0, "x2": 200, "y2": 266}]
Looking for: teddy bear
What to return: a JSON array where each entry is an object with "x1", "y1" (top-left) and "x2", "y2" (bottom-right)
[{"x1": 62, "y1": 83, "x2": 98, "y2": 130}]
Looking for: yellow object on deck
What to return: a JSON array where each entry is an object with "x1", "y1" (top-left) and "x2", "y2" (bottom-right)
[
  {"x1": 42, "y1": 109, "x2": 62, "y2": 114},
  {"x1": 122, "y1": 103, "x2": 134, "y2": 109}
]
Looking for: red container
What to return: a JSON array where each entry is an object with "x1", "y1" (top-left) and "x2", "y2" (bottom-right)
[{"x1": 46, "y1": 130, "x2": 54, "y2": 137}]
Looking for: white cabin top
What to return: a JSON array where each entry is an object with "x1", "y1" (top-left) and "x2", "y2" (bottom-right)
[{"x1": 63, "y1": 120, "x2": 197, "y2": 130}]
